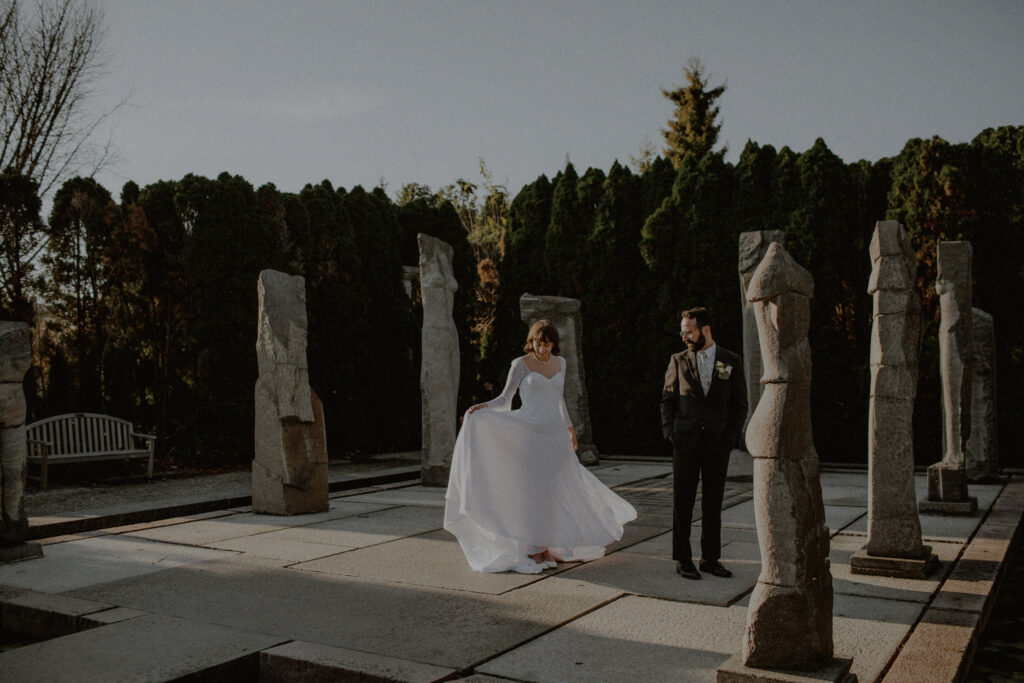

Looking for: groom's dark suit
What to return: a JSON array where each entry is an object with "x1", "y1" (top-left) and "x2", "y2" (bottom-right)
[{"x1": 661, "y1": 346, "x2": 746, "y2": 565}]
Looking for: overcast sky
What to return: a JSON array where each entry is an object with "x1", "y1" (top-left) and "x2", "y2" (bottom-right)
[{"x1": 89, "y1": 0, "x2": 1024, "y2": 201}]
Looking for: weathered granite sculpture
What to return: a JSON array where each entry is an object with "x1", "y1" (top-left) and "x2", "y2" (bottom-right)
[
  {"x1": 921, "y1": 241, "x2": 977, "y2": 514},
  {"x1": 729, "y1": 230, "x2": 785, "y2": 481},
  {"x1": 418, "y1": 234, "x2": 459, "y2": 487},
  {"x1": 851, "y1": 221, "x2": 936, "y2": 579},
  {"x1": 252, "y1": 270, "x2": 328, "y2": 515},
  {"x1": 519, "y1": 294, "x2": 598, "y2": 465},
  {"x1": 0, "y1": 322, "x2": 42, "y2": 562},
  {"x1": 718, "y1": 243, "x2": 852, "y2": 683},
  {"x1": 966, "y1": 308, "x2": 998, "y2": 482}
]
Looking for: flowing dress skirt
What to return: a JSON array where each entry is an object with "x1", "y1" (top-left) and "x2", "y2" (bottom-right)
[{"x1": 444, "y1": 406, "x2": 637, "y2": 574}]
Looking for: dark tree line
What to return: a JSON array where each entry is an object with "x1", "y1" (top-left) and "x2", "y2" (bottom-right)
[{"x1": 0, "y1": 126, "x2": 1020, "y2": 471}]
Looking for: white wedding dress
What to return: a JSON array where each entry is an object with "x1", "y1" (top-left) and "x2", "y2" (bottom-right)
[{"x1": 445, "y1": 355, "x2": 637, "y2": 574}]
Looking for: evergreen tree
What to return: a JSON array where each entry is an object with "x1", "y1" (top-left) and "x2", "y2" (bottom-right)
[
  {"x1": 661, "y1": 58, "x2": 727, "y2": 166},
  {"x1": 0, "y1": 171, "x2": 44, "y2": 321}
]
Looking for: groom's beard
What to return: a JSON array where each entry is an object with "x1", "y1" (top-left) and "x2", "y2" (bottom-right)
[{"x1": 685, "y1": 332, "x2": 705, "y2": 352}]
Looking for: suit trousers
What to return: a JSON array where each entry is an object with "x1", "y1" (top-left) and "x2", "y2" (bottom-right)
[{"x1": 672, "y1": 433, "x2": 729, "y2": 564}]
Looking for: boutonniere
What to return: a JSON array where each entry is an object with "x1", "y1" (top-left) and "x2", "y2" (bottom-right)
[{"x1": 715, "y1": 361, "x2": 732, "y2": 379}]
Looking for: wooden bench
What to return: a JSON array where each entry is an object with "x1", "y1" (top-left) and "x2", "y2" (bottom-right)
[{"x1": 26, "y1": 413, "x2": 156, "y2": 490}]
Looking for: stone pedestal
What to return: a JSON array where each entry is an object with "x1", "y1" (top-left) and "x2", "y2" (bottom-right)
[
  {"x1": 717, "y1": 653, "x2": 856, "y2": 683},
  {"x1": 252, "y1": 270, "x2": 328, "y2": 515},
  {"x1": 730, "y1": 243, "x2": 845, "y2": 675},
  {"x1": 855, "y1": 221, "x2": 936, "y2": 578},
  {"x1": 923, "y1": 242, "x2": 977, "y2": 514},
  {"x1": 966, "y1": 308, "x2": 998, "y2": 482},
  {"x1": 0, "y1": 322, "x2": 41, "y2": 563},
  {"x1": 418, "y1": 234, "x2": 459, "y2": 487},
  {"x1": 519, "y1": 294, "x2": 597, "y2": 465}
]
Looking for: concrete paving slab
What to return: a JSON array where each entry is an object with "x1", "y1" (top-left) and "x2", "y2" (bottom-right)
[
  {"x1": 820, "y1": 485, "x2": 869, "y2": 507},
  {"x1": 260, "y1": 640, "x2": 457, "y2": 682},
  {"x1": 626, "y1": 526, "x2": 760, "y2": 559},
  {"x1": 0, "y1": 612, "x2": 288, "y2": 682},
  {"x1": 66, "y1": 555, "x2": 623, "y2": 670},
  {"x1": 0, "y1": 535, "x2": 235, "y2": 593},
  {"x1": 604, "y1": 523, "x2": 670, "y2": 554},
  {"x1": 478, "y1": 595, "x2": 746, "y2": 683},
  {"x1": 881, "y1": 608, "x2": 979, "y2": 683},
  {"x1": 260, "y1": 504, "x2": 444, "y2": 550},
  {"x1": 292, "y1": 529, "x2": 553, "y2": 594},
  {"x1": 208, "y1": 535, "x2": 353, "y2": 562},
  {"x1": 718, "y1": 500, "x2": 865, "y2": 534},
  {"x1": 590, "y1": 463, "x2": 673, "y2": 482},
  {"x1": 339, "y1": 485, "x2": 448, "y2": 508},
  {"x1": 845, "y1": 508, "x2": 985, "y2": 540},
  {"x1": 562, "y1": 551, "x2": 759, "y2": 606},
  {"x1": 79, "y1": 605, "x2": 148, "y2": 627},
  {"x1": 1, "y1": 590, "x2": 113, "y2": 638},
  {"x1": 828, "y1": 533, "x2": 960, "y2": 603}
]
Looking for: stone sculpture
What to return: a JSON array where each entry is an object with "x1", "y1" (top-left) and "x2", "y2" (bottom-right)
[
  {"x1": 418, "y1": 234, "x2": 460, "y2": 486},
  {"x1": 252, "y1": 270, "x2": 328, "y2": 515},
  {"x1": 966, "y1": 308, "x2": 998, "y2": 482},
  {"x1": 719, "y1": 243, "x2": 852, "y2": 682},
  {"x1": 0, "y1": 322, "x2": 42, "y2": 562},
  {"x1": 851, "y1": 221, "x2": 936, "y2": 579},
  {"x1": 519, "y1": 294, "x2": 598, "y2": 465},
  {"x1": 730, "y1": 230, "x2": 785, "y2": 480},
  {"x1": 921, "y1": 241, "x2": 977, "y2": 514}
]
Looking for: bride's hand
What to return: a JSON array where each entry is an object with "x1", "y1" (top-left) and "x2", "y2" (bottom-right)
[
  {"x1": 467, "y1": 403, "x2": 488, "y2": 415},
  {"x1": 568, "y1": 427, "x2": 578, "y2": 451}
]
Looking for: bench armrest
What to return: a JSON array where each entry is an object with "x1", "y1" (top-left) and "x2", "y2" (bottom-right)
[{"x1": 131, "y1": 433, "x2": 157, "y2": 442}]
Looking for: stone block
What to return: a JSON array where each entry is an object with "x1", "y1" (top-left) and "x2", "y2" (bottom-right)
[
  {"x1": 742, "y1": 578, "x2": 834, "y2": 671},
  {"x1": 0, "y1": 322, "x2": 31, "y2": 383},
  {"x1": 1, "y1": 590, "x2": 113, "y2": 638},
  {"x1": 869, "y1": 314, "x2": 920, "y2": 367},
  {"x1": 868, "y1": 220, "x2": 914, "y2": 262},
  {"x1": 1, "y1": 424, "x2": 28, "y2": 543},
  {"x1": 967, "y1": 308, "x2": 997, "y2": 481},
  {"x1": 881, "y1": 608, "x2": 978, "y2": 683},
  {"x1": 872, "y1": 289, "x2": 920, "y2": 316},
  {"x1": 867, "y1": 255, "x2": 914, "y2": 294},
  {"x1": 520, "y1": 294, "x2": 598, "y2": 464},
  {"x1": 418, "y1": 233, "x2": 459, "y2": 487},
  {"x1": 849, "y1": 545, "x2": 937, "y2": 579},
  {"x1": 0, "y1": 383, "x2": 25, "y2": 428},
  {"x1": 256, "y1": 269, "x2": 313, "y2": 422},
  {"x1": 718, "y1": 652, "x2": 855, "y2": 682},
  {"x1": 260, "y1": 639, "x2": 457, "y2": 682},
  {"x1": 924, "y1": 462, "x2": 975, "y2": 510},
  {"x1": 869, "y1": 365, "x2": 917, "y2": 400}
]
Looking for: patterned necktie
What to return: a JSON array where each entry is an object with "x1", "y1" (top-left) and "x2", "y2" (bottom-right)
[{"x1": 698, "y1": 351, "x2": 711, "y2": 394}]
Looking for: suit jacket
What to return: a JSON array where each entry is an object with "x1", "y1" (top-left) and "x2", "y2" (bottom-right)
[{"x1": 661, "y1": 345, "x2": 747, "y2": 453}]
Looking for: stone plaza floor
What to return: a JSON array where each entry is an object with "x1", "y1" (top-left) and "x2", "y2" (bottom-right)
[{"x1": 0, "y1": 460, "x2": 1020, "y2": 682}]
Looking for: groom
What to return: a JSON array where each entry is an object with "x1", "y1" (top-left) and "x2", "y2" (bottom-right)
[{"x1": 661, "y1": 307, "x2": 746, "y2": 580}]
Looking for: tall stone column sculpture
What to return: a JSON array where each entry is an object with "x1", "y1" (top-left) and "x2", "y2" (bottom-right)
[
  {"x1": 730, "y1": 230, "x2": 785, "y2": 480},
  {"x1": 719, "y1": 243, "x2": 853, "y2": 683},
  {"x1": 252, "y1": 270, "x2": 328, "y2": 515},
  {"x1": 520, "y1": 294, "x2": 598, "y2": 465},
  {"x1": 966, "y1": 308, "x2": 998, "y2": 482},
  {"x1": 0, "y1": 322, "x2": 42, "y2": 563},
  {"x1": 418, "y1": 234, "x2": 459, "y2": 487},
  {"x1": 851, "y1": 221, "x2": 936, "y2": 579},
  {"x1": 921, "y1": 241, "x2": 977, "y2": 514}
]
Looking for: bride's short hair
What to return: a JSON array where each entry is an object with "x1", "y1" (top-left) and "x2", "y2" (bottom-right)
[{"x1": 523, "y1": 319, "x2": 560, "y2": 355}]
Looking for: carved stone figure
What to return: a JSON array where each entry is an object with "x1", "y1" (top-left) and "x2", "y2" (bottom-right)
[
  {"x1": 967, "y1": 308, "x2": 998, "y2": 482},
  {"x1": 519, "y1": 295, "x2": 598, "y2": 465},
  {"x1": 418, "y1": 234, "x2": 460, "y2": 486},
  {"x1": 730, "y1": 231, "x2": 785, "y2": 480},
  {"x1": 851, "y1": 221, "x2": 936, "y2": 579},
  {"x1": 733, "y1": 243, "x2": 841, "y2": 675},
  {"x1": 252, "y1": 270, "x2": 328, "y2": 515},
  {"x1": 0, "y1": 322, "x2": 42, "y2": 562},
  {"x1": 922, "y1": 241, "x2": 977, "y2": 514}
]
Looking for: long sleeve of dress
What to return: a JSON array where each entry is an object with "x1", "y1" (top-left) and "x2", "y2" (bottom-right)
[
  {"x1": 558, "y1": 357, "x2": 573, "y2": 428},
  {"x1": 485, "y1": 357, "x2": 525, "y2": 411}
]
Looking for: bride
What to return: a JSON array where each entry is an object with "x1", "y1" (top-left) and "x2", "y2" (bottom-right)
[{"x1": 444, "y1": 320, "x2": 637, "y2": 574}]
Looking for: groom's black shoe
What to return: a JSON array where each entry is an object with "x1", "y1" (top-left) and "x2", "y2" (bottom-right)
[
  {"x1": 699, "y1": 560, "x2": 733, "y2": 578},
  {"x1": 675, "y1": 560, "x2": 701, "y2": 580}
]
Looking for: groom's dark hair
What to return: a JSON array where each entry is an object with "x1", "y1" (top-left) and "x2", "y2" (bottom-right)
[{"x1": 682, "y1": 307, "x2": 713, "y2": 330}]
